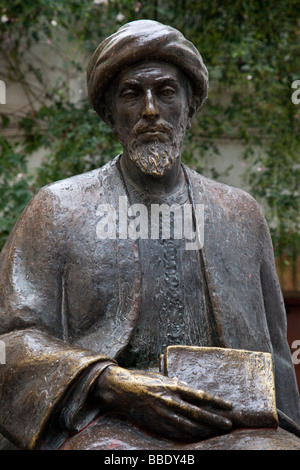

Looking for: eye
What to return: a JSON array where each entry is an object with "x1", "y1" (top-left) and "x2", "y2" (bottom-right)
[
  {"x1": 159, "y1": 87, "x2": 176, "y2": 97},
  {"x1": 121, "y1": 89, "x2": 138, "y2": 100}
]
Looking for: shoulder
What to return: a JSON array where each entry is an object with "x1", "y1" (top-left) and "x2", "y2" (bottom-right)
[
  {"x1": 40, "y1": 156, "x2": 120, "y2": 202},
  {"x1": 186, "y1": 165, "x2": 272, "y2": 248},
  {"x1": 15, "y1": 157, "x2": 120, "y2": 230},
  {"x1": 186, "y1": 165, "x2": 265, "y2": 220}
]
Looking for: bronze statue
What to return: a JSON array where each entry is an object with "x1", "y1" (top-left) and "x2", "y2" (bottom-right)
[{"x1": 0, "y1": 20, "x2": 300, "y2": 450}]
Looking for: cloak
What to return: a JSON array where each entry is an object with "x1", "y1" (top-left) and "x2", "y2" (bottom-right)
[{"x1": 0, "y1": 156, "x2": 299, "y2": 449}]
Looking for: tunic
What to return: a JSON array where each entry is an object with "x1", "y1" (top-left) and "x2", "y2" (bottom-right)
[{"x1": 117, "y1": 175, "x2": 218, "y2": 370}]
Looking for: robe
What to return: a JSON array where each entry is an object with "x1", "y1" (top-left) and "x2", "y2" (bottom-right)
[{"x1": 0, "y1": 155, "x2": 299, "y2": 449}]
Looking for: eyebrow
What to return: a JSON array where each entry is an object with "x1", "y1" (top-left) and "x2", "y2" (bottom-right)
[
  {"x1": 153, "y1": 77, "x2": 179, "y2": 87},
  {"x1": 119, "y1": 76, "x2": 179, "y2": 91},
  {"x1": 119, "y1": 79, "x2": 141, "y2": 91}
]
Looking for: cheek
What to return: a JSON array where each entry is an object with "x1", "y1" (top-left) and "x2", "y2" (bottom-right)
[
  {"x1": 113, "y1": 114, "x2": 135, "y2": 139},
  {"x1": 170, "y1": 109, "x2": 189, "y2": 133},
  {"x1": 160, "y1": 97, "x2": 189, "y2": 127}
]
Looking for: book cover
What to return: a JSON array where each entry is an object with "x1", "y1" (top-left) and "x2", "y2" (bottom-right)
[{"x1": 160, "y1": 345, "x2": 278, "y2": 428}]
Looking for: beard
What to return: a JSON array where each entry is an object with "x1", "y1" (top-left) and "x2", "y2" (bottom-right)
[
  {"x1": 122, "y1": 120, "x2": 186, "y2": 177},
  {"x1": 126, "y1": 140, "x2": 180, "y2": 177}
]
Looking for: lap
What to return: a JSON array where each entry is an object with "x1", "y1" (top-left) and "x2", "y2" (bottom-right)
[{"x1": 59, "y1": 414, "x2": 300, "y2": 450}]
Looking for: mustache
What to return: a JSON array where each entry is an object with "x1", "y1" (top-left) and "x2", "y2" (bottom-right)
[{"x1": 132, "y1": 120, "x2": 174, "y2": 137}]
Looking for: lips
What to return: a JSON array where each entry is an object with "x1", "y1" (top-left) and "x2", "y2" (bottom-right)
[
  {"x1": 137, "y1": 129, "x2": 170, "y2": 143},
  {"x1": 139, "y1": 128, "x2": 167, "y2": 136},
  {"x1": 140, "y1": 130, "x2": 164, "y2": 135}
]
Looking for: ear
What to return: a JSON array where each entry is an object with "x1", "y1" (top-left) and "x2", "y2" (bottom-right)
[
  {"x1": 99, "y1": 102, "x2": 115, "y2": 130},
  {"x1": 105, "y1": 112, "x2": 116, "y2": 129},
  {"x1": 186, "y1": 103, "x2": 197, "y2": 130}
]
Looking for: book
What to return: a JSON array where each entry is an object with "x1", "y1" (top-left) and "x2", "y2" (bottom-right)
[{"x1": 160, "y1": 345, "x2": 278, "y2": 428}]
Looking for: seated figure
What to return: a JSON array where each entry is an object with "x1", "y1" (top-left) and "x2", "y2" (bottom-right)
[{"x1": 0, "y1": 20, "x2": 300, "y2": 451}]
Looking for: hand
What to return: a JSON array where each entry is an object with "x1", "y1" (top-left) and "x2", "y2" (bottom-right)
[{"x1": 93, "y1": 366, "x2": 232, "y2": 442}]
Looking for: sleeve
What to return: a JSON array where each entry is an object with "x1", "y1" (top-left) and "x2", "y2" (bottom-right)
[
  {"x1": 0, "y1": 188, "x2": 117, "y2": 449},
  {"x1": 259, "y1": 213, "x2": 300, "y2": 426}
]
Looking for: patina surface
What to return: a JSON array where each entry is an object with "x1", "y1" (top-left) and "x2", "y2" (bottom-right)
[{"x1": 0, "y1": 20, "x2": 299, "y2": 450}]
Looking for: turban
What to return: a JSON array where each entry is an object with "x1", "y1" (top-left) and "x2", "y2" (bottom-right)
[{"x1": 87, "y1": 20, "x2": 209, "y2": 120}]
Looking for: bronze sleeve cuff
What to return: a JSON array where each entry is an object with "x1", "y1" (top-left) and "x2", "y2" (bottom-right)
[{"x1": 58, "y1": 360, "x2": 117, "y2": 434}]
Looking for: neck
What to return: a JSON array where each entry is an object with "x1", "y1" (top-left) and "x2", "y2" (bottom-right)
[{"x1": 119, "y1": 151, "x2": 185, "y2": 196}]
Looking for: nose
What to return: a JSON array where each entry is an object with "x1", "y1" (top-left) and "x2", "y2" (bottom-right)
[{"x1": 142, "y1": 89, "x2": 159, "y2": 118}]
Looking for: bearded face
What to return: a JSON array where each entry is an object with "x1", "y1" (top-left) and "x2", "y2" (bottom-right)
[
  {"x1": 124, "y1": 119, "x2": 187, "y2": 178},
  {"x1": 105, "y1": 61, "x2": 192, "y2": 178}
]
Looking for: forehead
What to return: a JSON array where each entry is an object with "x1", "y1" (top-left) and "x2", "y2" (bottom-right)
[{"x1": 114, "y1": 60, "x2": 185, "y2": 88}]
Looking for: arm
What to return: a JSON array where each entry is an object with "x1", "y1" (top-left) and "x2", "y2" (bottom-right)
[
  {"x1": 259, "y1": 215, "x2": 300, "y2": 425},
  {"x1": 0, "y1": 188, "x2": 116, "y2": 449}
]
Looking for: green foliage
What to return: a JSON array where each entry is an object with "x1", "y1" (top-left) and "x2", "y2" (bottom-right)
[
  {"x1": 0, "y1": 135, "x2": 33, "y2": 248},
  {"x1": 0, "y1": 0, "x2": 299, "y2": 261},
  {"x1": 19, "y1": 101, "x2": 122, "y2": 188}
]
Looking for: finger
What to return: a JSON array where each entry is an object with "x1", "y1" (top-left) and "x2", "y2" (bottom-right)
[
  {"x1": 161, "y1": 396, "x2": 232, "y2": 431},
  {"x1": 146, "y1": 403, "x2": 230, "y2": 442},
  {"x1": 152, "y1": 409, "x2": 226, "y2": 442},
  {"x1": 175, "y1": 384, "x2": 232, "y2": 410}
]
